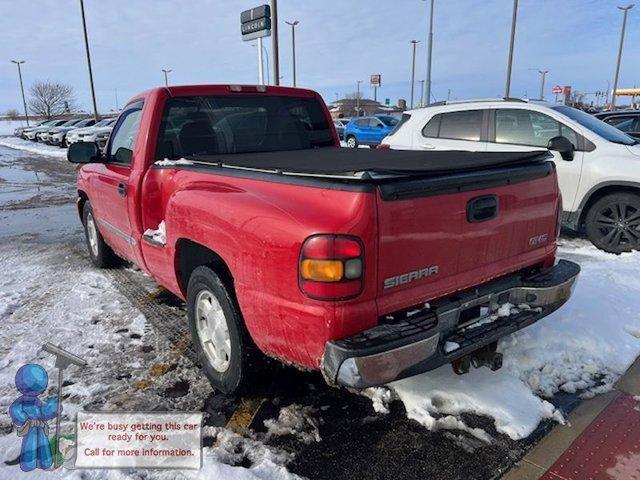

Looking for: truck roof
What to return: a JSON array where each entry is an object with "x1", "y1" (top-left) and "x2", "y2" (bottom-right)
[{"x1": 181, "y1": 147, "x2": 552, "y2": 181}]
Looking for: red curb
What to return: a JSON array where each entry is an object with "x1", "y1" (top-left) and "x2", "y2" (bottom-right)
[{"x1": 541, "y1": 393, "x2": 640, "y2": 480}]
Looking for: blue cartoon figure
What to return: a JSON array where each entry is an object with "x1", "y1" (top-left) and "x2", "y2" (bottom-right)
[{"x1": 9, "y1": 364, "x2": 58, "y2": 471}]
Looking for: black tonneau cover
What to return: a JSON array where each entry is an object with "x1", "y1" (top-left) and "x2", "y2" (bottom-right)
[{"x1": 189, "y1": 147, "x2": 551, "y2": 180}]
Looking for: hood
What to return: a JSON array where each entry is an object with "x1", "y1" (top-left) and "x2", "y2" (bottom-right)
[{"x1": 92, "y1": 127, "x2": 113, "y2": 135}]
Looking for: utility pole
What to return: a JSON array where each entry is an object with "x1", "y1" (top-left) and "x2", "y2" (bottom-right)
[
  {"x1": 10, "y1": 60, "x2": 29, "y2": 126},
  {"x1": 447, "y1": 88, "x2": 451, "y2": 101},
  {"x1": 612, "y1": 4, "x2": 634, "y2": 109},
  {"x1": 162, "y1": 69, "x2": 172, "y2": 87},
  {"x1": 285, "y1": 20, "x2": 299, "y2": 87},
  {"x1": 79, "y1": 0, "x2": 99, "y2": 122},
  {"x1": 504, "y1": 0, "x2": 518, "y2": 98},
  {"x1": 356, "y1": 80, "x2": 362, "y2": 117},
  {"x1": 423, "y1": 0, "x2": 435, "y2": 105},
  {"x1": 410, "y1": 40, "x2": 420, "y2": 109},
  {"x1": 419, "y1": 80, "x2": 425, "y2": 106},
  {"x1": 271, "y1": 0, "x2": 280, "y2": 85}
]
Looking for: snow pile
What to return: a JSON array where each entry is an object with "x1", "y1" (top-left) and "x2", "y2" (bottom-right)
[
  {"x1": 0, "y1": 136, "x2": 67, "y2": 158},
  {"x1": 155, "y1": 158, "x2": 195, "y2": 166},
  {"x1": 144, "y1": 220, "x2": 167, "y2": 245},
  {"x1": 360, "y1": 387, "x2": 392, "y2": 414},
  {"x1": 264, "y1": 404, "x2": 321, "y2": 444}
]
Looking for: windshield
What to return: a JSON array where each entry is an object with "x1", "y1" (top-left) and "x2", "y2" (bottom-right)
[
  {"x1": 61, "y1": 119, "x2": 79, "y2": 127},
  {"x1": 156, "y1": 95, "x2": 334, "y2": 159},
  {"x1": 378, "y1": 116, "x2": 399, "y2": 127},
  {"x1": 552, "y1": 106, "x2": 637, "y2": 145}
]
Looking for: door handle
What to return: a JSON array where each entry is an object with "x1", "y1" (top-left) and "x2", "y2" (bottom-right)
[
  {"x1": 467, "y1": 195, "x2": 498, "y2": 223},
  {"x1": 421, "y1": 143, "x2": 436, "y2": 149},
  {"x1": 117, "y1": 182, "x2": 127, "y2": 197}
]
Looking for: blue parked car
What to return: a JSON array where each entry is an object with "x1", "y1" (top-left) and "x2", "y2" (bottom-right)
[{"x1": 344, "y1": 115, "x2": 399, "y2": 148}]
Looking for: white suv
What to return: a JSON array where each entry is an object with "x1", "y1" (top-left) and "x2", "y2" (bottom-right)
[{"x1": 382, "y1": 99, "x2": 640, "y2": 253}]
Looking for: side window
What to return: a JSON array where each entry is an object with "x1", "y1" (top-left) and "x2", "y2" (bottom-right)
[
  {"x1": 495, "y1": 109, "x2": 559, "y2": 147},
  {"x1": 437, "y1": 110, "x2": 483, "y2": 141},
  {"x1": 108, "y1": 104, "x2": 143, "y2": 165},
  {"x1": 421, "y1": 114, "x2": 440, "y2": 138},
  {"x1": 560, "y1": 124, "x2": 579, "y2": 149},
  {"x1": 604, "y1": 116, "x2": 632, "y2": 126},
  {"x1": 368, "y1": 118, "x2": 382, "y2": 128},
  {"x1": 355, "y1": 119, "x2": 368, "y2": 128}
]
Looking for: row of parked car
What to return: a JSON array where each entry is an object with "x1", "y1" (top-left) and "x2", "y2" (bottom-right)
[{"x1": 14, "y1": 117, "x2": 116, "y2": 149}]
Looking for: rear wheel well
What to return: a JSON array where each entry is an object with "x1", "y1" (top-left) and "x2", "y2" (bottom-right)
[
  {"x1": 175, "y1": 239, "x2": 234, "y2": 299},
  {"x1": 579, "y1": 185, "x2": 640, "y2": 229}
]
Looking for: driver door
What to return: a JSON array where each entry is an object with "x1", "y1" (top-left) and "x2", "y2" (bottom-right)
[{"x1": 92, "y1": 101, "x2": 143, "y2": 260}]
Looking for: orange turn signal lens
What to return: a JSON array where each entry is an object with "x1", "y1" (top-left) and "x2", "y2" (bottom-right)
[{"x1": 300, "y1": 259, "x2": 344, "y2": 282}]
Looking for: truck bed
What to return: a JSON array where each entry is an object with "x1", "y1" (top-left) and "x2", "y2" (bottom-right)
[{"x1": 185, "y1": 147, "x2": 551, "y2": 180}]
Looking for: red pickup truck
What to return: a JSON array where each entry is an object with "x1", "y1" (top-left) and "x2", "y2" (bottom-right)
[{"x1": 68, "y1": 84, "x2": 579, "y2": 393}]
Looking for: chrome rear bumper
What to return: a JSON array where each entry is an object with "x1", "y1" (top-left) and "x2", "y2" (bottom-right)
[{"x1": 322, "y1": 260, "x2": 580, "y2": 389}]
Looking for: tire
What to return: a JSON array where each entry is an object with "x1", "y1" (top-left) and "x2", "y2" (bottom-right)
[
  {"x1": 82, "y1": 202, "x2": 119, "y2": 268},
  {"x1": 187, "y1": 266, "x2": 257, "y2": 394},
  {"x1": 585, "y1": 192, "x2": 640, "y2": 253},
  {"x1": 345, "y1": 135, "x2": 358, "y2": 148}
]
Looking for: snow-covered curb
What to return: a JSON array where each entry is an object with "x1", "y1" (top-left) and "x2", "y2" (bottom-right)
[{"x1": 0, "y1": 136, "x2": 67, "y2": 159}]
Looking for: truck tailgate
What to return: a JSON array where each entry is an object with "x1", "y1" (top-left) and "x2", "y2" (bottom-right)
[{"x1": 375, "y1": 162, "x2": 559, "y2": 315}]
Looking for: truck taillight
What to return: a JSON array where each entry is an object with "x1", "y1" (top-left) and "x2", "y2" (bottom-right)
[
  {"x1": 556, "y1": 198, "x2": 563, "y2": 240},
  {"x1": 299, "y1": 235, "x2": 364, "y2": 300}
]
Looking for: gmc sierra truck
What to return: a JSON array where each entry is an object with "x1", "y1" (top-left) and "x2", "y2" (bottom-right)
[{"x1": 68, "y1": 84, "x2": 579, "y2": 394}]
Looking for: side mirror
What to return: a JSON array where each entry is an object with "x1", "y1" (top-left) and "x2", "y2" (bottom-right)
[
  {"x1": 377, "y1": 123, "x2": 384, "y2": 128},
  {"x1": 68, "y1": 142, "x2": 101, "y2": 164},
  {"x1": 547, "y1": 136, "x2": 574, "y2": 161}
]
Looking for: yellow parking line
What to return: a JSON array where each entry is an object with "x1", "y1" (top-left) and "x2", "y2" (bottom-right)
[{"x1": 226, "y1": 397, "x2": 266, "y2": 435}]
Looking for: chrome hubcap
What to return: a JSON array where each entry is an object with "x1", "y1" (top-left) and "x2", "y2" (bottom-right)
[
  {"x1": 87, "y1": 213, "x2": 99, "y2": 257},
  {"x1": 195, "y1": 290, "x2": 231, "y2": 372},
  {"x1": 347, "y1": 138, "x2": 356, "y2": 147}
]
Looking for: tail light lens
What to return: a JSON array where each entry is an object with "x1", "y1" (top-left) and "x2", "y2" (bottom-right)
[
  {"x1": 299, "y1": 235, "x2": 364, "y2": 300},
  {"x1": 556, "y1": 197, "x2": 563, "y2": 240}
]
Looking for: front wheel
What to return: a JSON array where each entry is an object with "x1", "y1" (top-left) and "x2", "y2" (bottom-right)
[
  {"x1": 345, "y1": 135, "x2": 358, "y2": 148},
  {"x1": 82, "y1": 202, "x2": 119, "y2": 267},
  {"x1": 585, "y1": 192, "x2": 640, "y2": 253},
  {"x1": 187, "y1": 266, "x2": 258, "y2": 394}
]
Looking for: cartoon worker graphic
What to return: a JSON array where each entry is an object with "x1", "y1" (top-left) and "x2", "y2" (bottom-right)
[{"x1": 9, "y1": 364, "x2": 59, "y2": 471}]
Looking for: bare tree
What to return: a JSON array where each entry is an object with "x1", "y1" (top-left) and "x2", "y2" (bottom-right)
[
  {"x1": 5, "y1": 108, "x2": 20, "y2": 120},
  {"x1": 28, "y1": 81, "x2": 76, "y2": 118}
]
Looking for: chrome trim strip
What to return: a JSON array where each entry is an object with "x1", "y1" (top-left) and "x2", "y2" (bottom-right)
[{"x1": 97, "y1": 218, "x2": 137, "y2": 246}]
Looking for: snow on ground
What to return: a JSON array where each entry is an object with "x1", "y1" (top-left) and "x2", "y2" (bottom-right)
[
  {"x1": 0, "y1": 136, "x2": 67, "y2": 159},
  {"x1": 0, "y1": 119, "x2": 30, "y2": 136},
  {"x1": 384, "y1": 238, "x2": 640, "y2": 440}
]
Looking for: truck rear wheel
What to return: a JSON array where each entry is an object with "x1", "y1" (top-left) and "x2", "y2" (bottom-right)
[
  {"x1": 585, "y1": 192, "x2": 640, "y2": 253},
  {"x1": 187, "y1": 266, "x2": 254, "y2": 394},
  {"x1": 82, "y1": 202, "x2": 119, "y2": 268}
]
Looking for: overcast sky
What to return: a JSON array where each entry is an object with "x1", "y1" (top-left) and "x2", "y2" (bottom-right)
[{"x1": 1, "y1": 0, "x2": 639, "y2": 114}]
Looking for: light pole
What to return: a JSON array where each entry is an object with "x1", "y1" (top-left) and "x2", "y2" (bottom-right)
[
  {"x1": 529, "y1": 69, "x2": 549, "y2": 100},
  {"x1": 504, "y1": 0, "x2": 519, "y2": 98},
  {"x1": 271, "y1": 0, "x2": 280, "y2": 85},
  {"x1": 410, "y1": 40, "x2": 420, "y2": 109},
  {"x1": 612, "y1": 4, "x2": 634, "y2": 109},
  {"x1": 79, "y1": 0, "x2": 99, "y2": 122},
  {"x1": 285, "y1": 20, "x2": 299, "y2": 87},
  {"x1": 162, "y1": 69, "x2": 172, "y2": 87},
  {"x1": 423, "y1": 0, "x2": 435, "y2": 105},
  {"x1": 419, "y1": 79, "x2": 425, "y2": 106},
  {"x1": 10, "y1": 60, "x2": 29, "y2": 126},
  {"x1": 356, "y1": 80, "x2": 362, "y2": 117}
]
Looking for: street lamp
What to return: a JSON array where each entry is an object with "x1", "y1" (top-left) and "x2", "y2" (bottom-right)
[
  {"x1": 504, "y1": 0, "x2": 519, "y2": 98},
  {"x1": 162, "y1": 69, "x2": 172, "y2": 87},
  {"x1": 10, "y1": 60, "x2": 29, "y2": 126},
  {"x1": 611, "y1": 4, "x2": 634, "y2": 109},
  {"x1": 78, "y1": 0, "x2": 99, "y2": 122},
  {"x1": 410, "y1": 40, "x2": 420, "y2": 109},
  {"x1": 419, "y1": 79, "x2": 425, "y2": 106},
  {"x1": 356, "y1": 80, "x2": 362, "y2": 117},
  {"x1": 423, "y1": 0, "x2": 435, "y2": 105},
  {"x1": 285, "y1": 20, "x2": 299, "y2": 87},
  {"x1": 529, "y1": 68, "x2": 549, "y2": 100}
]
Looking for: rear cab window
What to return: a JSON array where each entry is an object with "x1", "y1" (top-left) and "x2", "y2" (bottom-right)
[{"x1": 155, "y1": 95, "x2": 334, "y2": 160}]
